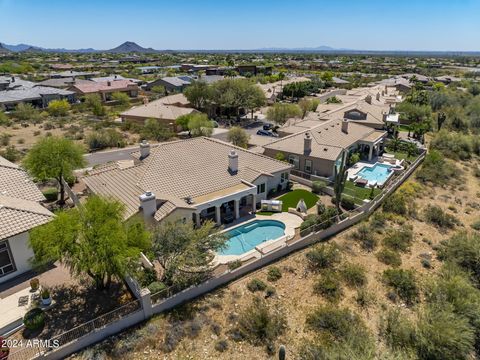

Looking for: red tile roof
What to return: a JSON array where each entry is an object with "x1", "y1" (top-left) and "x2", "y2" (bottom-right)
[{"x1": 70, "y1": 80, "x2": 137, "y2": 94}]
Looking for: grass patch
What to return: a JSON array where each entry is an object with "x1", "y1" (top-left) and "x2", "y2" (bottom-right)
[
  {"x1": 343, "y1": 181, "x2": 381, "y2": 204},
  {"x1": 256, "y1": 211, "x2": 274, "y2": 216},
  {"x1": 277, "y1": 189, "x2": 319, "y2": 212}
]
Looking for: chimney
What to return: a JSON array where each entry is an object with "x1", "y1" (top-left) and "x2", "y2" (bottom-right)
[
  {"x1": 304, "y1": 132, "x2": 312, "y2": 154},
  {"x1": 139, "y1": 140, "x2": 150, "y2": 159},
  {"x1": 139, "y1": 191, "x2": 156, "y2": 220},
  {"x1": 342, "y1": 119, "x2": 349, "y2": 134},
  {"x1": 228, "y1": 149, "x2": 239, "y2": 173},
  {"x1": 365, "y1": 95, "x2": 372, "y2": 104}
]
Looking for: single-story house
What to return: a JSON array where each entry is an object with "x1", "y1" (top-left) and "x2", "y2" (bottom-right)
[
  {"x1": 82, "y1": 137, "x2": 292, "y2": 226},
  {"x1": 49, "y1": 70, "x2": 98, "y2": 79},
  {"x1": 69, "y1": 80, "x2": 139, "y2": 101},
  {"x1": 0, "y1": 85, "x2": 76, "y2": 110},
  {"x1": 35, "y1": 77, "x2": 94, "y2": 89},
  {"x1": 0, "y1": 156, "x2": 54, "y2": 284},
  {"x1": 145, "y1": 76, "x2": 194, "y2": 92},
  {"x1": 119, "y1": 93, "x2": 197, "y2": 129},
  {"x1": 263, "y1": 120, "x2": 387, "y2": 178}
]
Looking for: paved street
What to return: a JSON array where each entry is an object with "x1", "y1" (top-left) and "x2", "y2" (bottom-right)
[{"x1": 84, "y1": 146, "x2": 139, "y2": 167}]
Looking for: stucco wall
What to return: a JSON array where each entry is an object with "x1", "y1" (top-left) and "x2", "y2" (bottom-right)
[{"x1": 0, "y1": 232, "x2": 33, "y2": 284}]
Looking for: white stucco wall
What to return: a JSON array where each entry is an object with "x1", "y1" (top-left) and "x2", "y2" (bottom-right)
[
  {"x1": 253, "y1": 170, "x2": 290, "y2": 202},
  {"x1": 0, "y1": 232, "x2": 33, "y2": 284}
]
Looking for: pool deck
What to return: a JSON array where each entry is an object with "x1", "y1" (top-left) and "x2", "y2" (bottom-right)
[
  {"x1": 214, "y1": 212, "x2": 303, "y2": 265},
  {"x1": 347, "y1": 158, "x2": 402, "y2": 187}
]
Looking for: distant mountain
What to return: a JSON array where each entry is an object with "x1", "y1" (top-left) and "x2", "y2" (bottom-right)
[
  {"x1": 22, "y1": 46, "x2": 44, "y2": 53},
  {"x1": 106, "y1": 41, "x2": 156, "y2": 53},
  {"x1": 1, "y1": 42, "x2": 96, "y2": 53},
  {"x1": 0, "y1": 43, "x2": 11, "y2": 53}
]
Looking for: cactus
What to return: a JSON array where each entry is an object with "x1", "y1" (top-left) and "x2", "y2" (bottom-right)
[{"x1": 279, "y1": 344, "x2": 286, "y2": 360}]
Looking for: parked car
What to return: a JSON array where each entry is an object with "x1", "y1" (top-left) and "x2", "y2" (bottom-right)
[{"x1": 256, "y1": 129, "x2": 278, "y2": 137}]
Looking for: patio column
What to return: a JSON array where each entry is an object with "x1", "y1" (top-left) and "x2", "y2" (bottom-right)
[
  {"x1": 194, "y1": 212, "x2": 201, "y2": 228},
  {"x1": 368, "y1": 144, "x2": 373, "y2": 161},
  {"x1": 215, "y1": 205, "x2": 222, "y2": 225},
  {"x1": 251, "y1": 194, "x2": 256, "y2": 214},
  {"x1": 234, "y1": 199, "x2": 240, "y2": 219}
]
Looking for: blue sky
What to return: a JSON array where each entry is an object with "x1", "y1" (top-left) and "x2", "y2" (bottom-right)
[{"x1": 1, "y1": 0, "x2": 479, "y2": 51}]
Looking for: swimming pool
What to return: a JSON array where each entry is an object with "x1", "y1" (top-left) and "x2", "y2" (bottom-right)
[
  {"x1": 219, "y1": 220, "x2": 286, "y2": 256},
  {"x1": 357, "y1": 163, "x2": 393, "y2": 185}
]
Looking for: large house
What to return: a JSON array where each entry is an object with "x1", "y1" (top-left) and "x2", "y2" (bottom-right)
[
  {"x1": 120, "y1": 93, "x2": 198, "y2": 129},
  {"x1": 82, "y1": 137, "x2": 292, "y2": 227},
  {"x1": 69, "y1": 79, "x2": 139, "y2": 101},
  {"x1": 263, "y1": 120, "x2": 387, "y2": 178},
  {"x1": 0, "y1": 76, "x2": 75, "y2": 110},
  {"x1": 0, "y1": 156, "x2": 53, "y2": 284}
]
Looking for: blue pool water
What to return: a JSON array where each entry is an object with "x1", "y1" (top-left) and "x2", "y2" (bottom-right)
[
  {"x1": 219, "y1": 220, "x2": 286, "y2": 256},
  {"x1": 357, "y1": 163, "x2": 393, "y2": 184}
]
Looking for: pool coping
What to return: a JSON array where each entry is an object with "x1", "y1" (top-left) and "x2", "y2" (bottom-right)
[
  {"x1": 214, "y1": 213, "x2": 301, "y2": 265},
  {"x1": 347, "y1": 161, "x2": 399, "y2": 187}
]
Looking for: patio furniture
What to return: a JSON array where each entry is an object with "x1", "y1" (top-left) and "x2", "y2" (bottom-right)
[
  {"x1": 355, "y1": 178, "x2": 369, "y2": 187},
  {"x1": 260, "y1": 199, "x2": 283, "y2": 212}
]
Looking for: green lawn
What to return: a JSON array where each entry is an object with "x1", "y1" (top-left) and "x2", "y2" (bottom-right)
[
  {"x1": 343, "y1": 181, "x2": 381, "y2": 205},
  {"x1": 277, "y1": 189, "x2": 319, "y2": 212}
]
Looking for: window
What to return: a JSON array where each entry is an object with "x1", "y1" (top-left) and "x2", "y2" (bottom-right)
[
  {"x1": 281, "y1": 172, "x2": 289, "y2": 183},
  {"x1": 257, "y1": 183, "x2": 266, "y2": 194},
  {"x1": 288, "y1": 155, "x2": 299, "y2": 169},
  {"x1": 0, "y1": 241, "x2": 15, "y2": 278},
  {"x1": 305, "y1": 159, "x2": 312, "y2": 174}
]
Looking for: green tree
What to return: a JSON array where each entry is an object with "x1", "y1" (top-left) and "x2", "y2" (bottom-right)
[
  {"x1": 23, "y1": 136, "x2": 86, "y2": 204},
  {"x1": 150, "y1": 85, "x2": 166, "y2": 95},
  {"x1": 152, "y1": 220, "x2": 227, "y2": 287},
  {"x1": 266, "y1": 103, "x2": 302, "y2": 125},
  {"x1": 333, "y1": 150, "x2": 348, "y2": 216},
  {"x1": 47, "y1": 99, "x2": 70, "y2": 117},
  {"x1": 141, "y1": 118, "x2": 174, "y2": 141},
  {"x1": 30, "y1": 196, "x2": 150, "y2": 290},
  {"x1": 84, "y1": 94, "x2": 106, "y2": 116},
  {"x1": 227, "y1": 126, "x2": 250, "y2": 148},
  {"x1": 111, "y1": 91, "x2": 130, "y2": 108},
  {"x1": 187, "y1": 113, "x2": 214, "y2": 137},
  {"x1": 184, "y1": 81, "x2": 212, "y2": 110}
]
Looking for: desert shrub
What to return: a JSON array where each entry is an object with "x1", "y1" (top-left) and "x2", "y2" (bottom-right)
[
  {"x1": 305, "y1": 243, "x2": 341, "y2": 271},
  {"x1": 351, "y1": 223, "x2": 377, "y2": 251},
  {"x1": 341, "y1": 196, "x2": 355, "y2": 210},
  {"x1": 437, "y1": 232, "x2": 480, "y2": 283},
  {"x1": 0, "y1": 145, "x2": 20, "y2": 162},
  {"x1": 313, "y1": 270, "x2": 343, "y2": 302},
  {"x1": 383, "y1": 225, "x2": 413, "y2": 252},
  {"x1": 15, "y1": 103, "x2": 36, "y2": 120},
  {"x1": 304, "y1": 305, "x2": 375, "y2": 358},
  {"x1": 23, "y1": 308, "x2": 45, "y2": 330},
  {"x1": 416, "y1": 150, "x2": 460, "y2": 186},
  {"x1": 162, "y1": 323, "x2": 185, "y2": 352},
  {"x1": 316, "y1": 201, "x2": 326, "y2": 215},
  {"x1": 267, "y1": 266, "x2": 282, "y2": 282},
  {"x1": 111, "y1": 91, "x2": 131, "y2": 107},
  {"x1": 0, "y1": 133, "x2": 10, "y2": 146},
  {"x1": 247, "y1": 278, "x2": 267, "y2": 292},
  {"x1": 471, "y1": 219, "x2": 480, "y2": 231},
  {"x1": 84, "y1": 93, "x2": 106, "y2": 116},
  {"x1": 416, "y1": 306, "x2": 475, "y2": 360},
  {"x1": 300, "y1": 214, "x2": 319, "y2": 234},
  {"x1": 376, "y1": 248, "x2": 402, "y2": 267},
  {"x1": 424, "y1": 205, "x2": 459, "y2": 229},
  {"x1": 147, "y1": 281, "x2": 166, "y2": 294},
  {"x1": 355, "y1": 288, "x2": 376, "y2": 308},
  {"x1": 0, "y1": 110, "x2": 11, "y2": 126},
  {"x1": 140, "y1": 118, "x2": 174, "y2": 141},
  {"x1": 383, "y1": 269, "x2": 418, "y2": 305},
  {"x1": 47, "y1": 99, "x2": 70, "y2": 117},
  {"x1": 380, "y1": 309, "x2": 416, "y2": 351},
  {"x1": 340, "y1": 263, "x2": 367, "y2": 288},
  {"x1": 86, "y1": 128, "x2": 126, "y2": 150},
  {"x1": 228, "y1": 259, "x2": 242, "y2": 270},
  {"x1": 214, "y1": 339, "x2": 229, "y2": 352},
  {"x1": 42, "y1": 187, "x2": 58, "y2": 202},
  {"x1": 369, "y1": 211, "x2": 387, "y2": 231},
  {"x1": 430, "y1": 129, "x2": 474, "y2": 160},
  {"x1": 312, "y1": 180, "x2": 327, "y2": 194},
  {"x1": 383, "y1": 193, "x2": 407, "y2": 215},
  {"x1": 236, "y1": 297, "x2": 286, "y2": 348}
]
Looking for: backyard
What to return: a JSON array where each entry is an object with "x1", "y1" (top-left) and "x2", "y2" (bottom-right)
[{"x1": 342, "y1": 181, "x2": 381, "y2": 204}]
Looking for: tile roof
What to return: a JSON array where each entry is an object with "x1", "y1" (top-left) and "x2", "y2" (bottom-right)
[
  {"x1": 0, "y1": 155, "x2": 52, "y2": 238},
  {"x1": 264, "y1": 120, "x2": 386, "y2": 161},
  {"x1": 0, "y1": 156, "x2": 46, "y2": 202},
  {"x1": 83, "y1": 137, "x2": 292, "y2": 219},
  {"x1": 36, "y1": 77, "x2": 94, "y2": 88},
  {"x1": 120, "y1": 94, "x2": 196, "y2": 121},
  {"x1": 70, "y1": 80, "x2": 138, "y2": 94}
]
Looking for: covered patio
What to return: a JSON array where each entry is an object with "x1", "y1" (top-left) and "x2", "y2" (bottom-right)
[
  {"x1": 192, "y1": 182, "x2": 258, "y2": 227},
  {"x1": 357, "y1": 132, "x2": 386, "y2": 161}
]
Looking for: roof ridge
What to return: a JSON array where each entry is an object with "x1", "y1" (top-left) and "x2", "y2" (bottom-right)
[{"x1": 0, "y1": 194, "x2": 53, "y2": 217}]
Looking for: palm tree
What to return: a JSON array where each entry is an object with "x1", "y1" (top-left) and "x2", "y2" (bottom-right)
[{"x1": 388, "y1": 136, "x2": 402, "y2": 152}]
